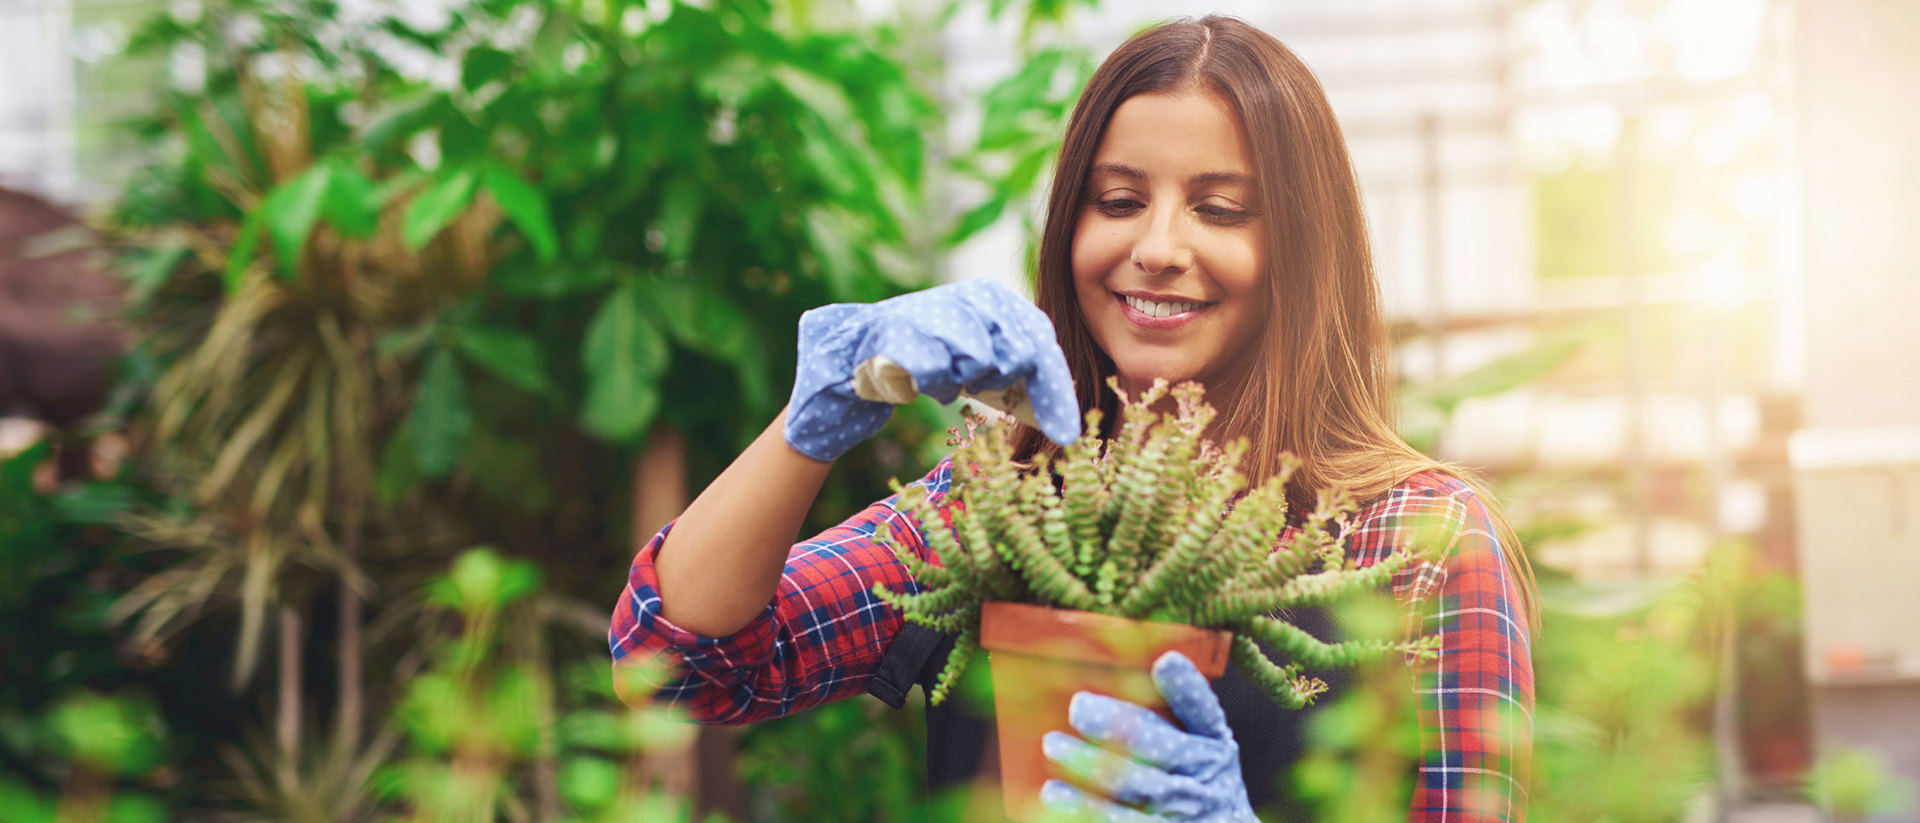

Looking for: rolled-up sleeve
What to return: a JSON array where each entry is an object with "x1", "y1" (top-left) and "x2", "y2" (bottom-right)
[{"x1": 609, "y1": 457, "x2": 953, "y2": 725}]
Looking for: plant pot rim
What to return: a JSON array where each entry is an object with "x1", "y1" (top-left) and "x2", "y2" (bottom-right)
[{"x1": 978, "y1": 601, "x2": 1231, "y2": 677}]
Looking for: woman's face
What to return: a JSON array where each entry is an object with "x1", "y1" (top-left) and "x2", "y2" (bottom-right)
[{"x1": 1072, "y1": 88, "x2": 1268, "y2": 400}]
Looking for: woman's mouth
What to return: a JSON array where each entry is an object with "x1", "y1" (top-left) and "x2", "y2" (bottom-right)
[{"x1": 1115, "y1": 292, "x2": 1213, "y2": 329}]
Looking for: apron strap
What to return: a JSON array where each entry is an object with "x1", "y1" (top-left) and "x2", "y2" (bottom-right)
[{"x1": 868, "y1": 620, "x2": 948, "y2": 709}]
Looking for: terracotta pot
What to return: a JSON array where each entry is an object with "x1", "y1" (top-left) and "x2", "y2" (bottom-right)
[{"x1": 978, "y1": 601, "x2": 1232, "y2": 822}]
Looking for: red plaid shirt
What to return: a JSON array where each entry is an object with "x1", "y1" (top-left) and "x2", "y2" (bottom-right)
[{"x1": 610, "y1": 456, "x2": 1534, "y2": 821}]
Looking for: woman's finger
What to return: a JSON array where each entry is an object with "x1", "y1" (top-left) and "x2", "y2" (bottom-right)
[
  {"x1": 1017, "y1": 315, "x2": 1084, "y2": 446},
  {"x1": 1046, "y1": 730, "x2": 1214, "y2": 811},
  {"x1": 1153, "y1": 651, "x2": 1231, "y2": 740},
  {"x1": 1038, "y1": 779, "x2": 1161, "y2": 823},
  {"x1": 1045, "y1": 731, "x2": 1151, "y2": 797},
  {"x1": 1066, "y1": 691, "x2": 1208, "y2": 773}
]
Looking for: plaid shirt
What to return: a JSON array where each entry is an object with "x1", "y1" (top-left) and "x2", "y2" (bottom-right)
[{"x1": 610, "y1": 456, "x2": 1534, "y2": 822}]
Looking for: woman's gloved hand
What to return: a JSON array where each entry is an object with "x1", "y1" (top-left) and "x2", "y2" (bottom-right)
[
  {"x1": 1040, "y1": 652, "x2": 1258, "y2": 822},
  {"x1": 783, "y1": 278, "x2": 1081, "y2": 462}
]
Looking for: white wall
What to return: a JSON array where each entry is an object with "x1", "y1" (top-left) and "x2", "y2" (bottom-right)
[{"x1": 0, "y1": 0, "x2": 79, "y2": 200}]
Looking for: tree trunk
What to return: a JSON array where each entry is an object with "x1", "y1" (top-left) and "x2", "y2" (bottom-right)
[
  {"x1": 278, "y1": 604, "x2": 303, "y2": 793},
  {"x1": 631, "y1": 423, "x2": 746, "y2": 822},
  {"x1": 631, "y1": 421, "x2": 688, "y2": 549},
  {"x1": 335, "y1": 526, "x2": 362, "y2": 759},
  {"x1": 531, "y1": 604, "x2": 561, "y2": 822}
]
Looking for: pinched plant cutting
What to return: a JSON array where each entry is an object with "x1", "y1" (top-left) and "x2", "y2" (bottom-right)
[{"x1": 872, "y1": 379, "x2": 1441, "y2": 709}]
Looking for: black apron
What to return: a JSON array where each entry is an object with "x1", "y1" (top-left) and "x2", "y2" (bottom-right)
[{"x1": 867, "y1": 606, "x2": 1347, "y2": 819}]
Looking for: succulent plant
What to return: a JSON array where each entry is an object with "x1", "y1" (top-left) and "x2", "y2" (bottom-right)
[{"x1": 872, "y1": 379, "x2": 1440, "y2": 707}]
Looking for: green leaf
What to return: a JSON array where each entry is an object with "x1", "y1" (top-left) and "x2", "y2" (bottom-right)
[
  {"x1": 369, "y1": 169, "x2": 425, "y2": 209},
  {"x1": 376, "y1": 320, "x2": 438, "y2": 361},
  {"x1": 804, "y1": 206, "x2": 870, "y2": 301},
  {"x1": 461, "y1": 47, "x2": 515, "y2": 91},
  {"x1": 223, "y1": 210, "x2": 264, "y2": 294},
  {"x1": 944, "y1": 194, "x2": 1008, "y2": 246},
  {"x1": 50, "y1": 693, "x2": 160, "y2": 775},
  {"x1": 795, "y1": 116, "x2": 863, "y2": 199},
  {"x1": 658, "y1": 176, "x2": 705, "y2": 264},
  {"x1": 637, "y1": 279, "x2": 752, "y2": 363},
  {"x1": 322, "y1": 162, "x2": 382, "y2": 238},
  {"x1": 124, "y1": 13, "x2": 198, "y2": 57},
  {"x1": 0, "y1": 778, "x2": 54, "y2": 823},
  {"x1": 403, "y1": 169, "x2": 479, "y2": 251},
  {"x1": 1006, "y1": 142, "x2": 1056, "y2": 192},
  {"x1": 559, "y1": 756, "x2": 620, "y2": 812},
  {"x1": 408, "y1": 347, "x2": 472, "y2": 477},
  {"x1": 359, "y1": 93, "x2": 450, "y2": 150},
  {"x1": 260, "y1": 164, "x2": 334, "y2": 275},
  {"x1": 482, "y1": 165, "x2": 558, "y2": 262},
  {"x1": 182, "y1": 101, "x2": 259, "y2": 189},
  {"x1": 634, "y1": 276, "x2": 774, "y2": 414},
  {"x1": 446, "y1": 547, "x2": 541, "y2": 613},
  {"x1": 454, "y1": 325, "x2": 546, "y2": 394},
  {"x1": 1413, "y1": 331, "x2": 1590, "y2": 415},
  {"x1": 581, "y1": 283, "x2": 667, "y2": 441},
  {"x1": 978, "y1": 48, "x2": 1071, "y2": 149},
  {"x1": 771, "y1": 65, "x2": 858, "y2": 128},
  {"x1": 125, "y1": 244, "x2": 190, "y2": 305},
  {"x1": 491, "y1": 262, "x2": 618, "y2": 298},
  {"x1": 103, "y1": 794, "x2": 167, "y2": 823},
  {"x1": 1, "y1": 441, "x2": 50, "y2": 498},
  {"x1": 693, "y1": 52, "x2": 771, "y2": 107},
  {"x1": 54, "y1": 484, "x2": 134, "y2": 525},
  {"x1": 464, "y1": 424, "x2": 551, "y2": 510},
  {"x1": 376, "y1": 420, "x2": 421, "y2": 503}
]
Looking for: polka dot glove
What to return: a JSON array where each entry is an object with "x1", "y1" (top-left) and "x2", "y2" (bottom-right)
[
  {"x1": 783, "y1": 278, "x2": 1081, "y2": 462},
  {"x1": 1040, "y1": 652, "x2": 1259, "y2": 822}
]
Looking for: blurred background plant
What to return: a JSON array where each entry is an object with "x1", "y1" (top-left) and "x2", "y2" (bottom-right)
[
  {"x1": 0, "y1": 0, "x2": 1085, "y2": 818},
  {"x1": 1806, "y1": 747, "x2": 1918, "y2": 823},
  {"x1": 5, "y1": 0, "x2": 1910, "y2": 819}
]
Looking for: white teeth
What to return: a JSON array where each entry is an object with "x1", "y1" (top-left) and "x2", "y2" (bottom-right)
[{"x1": 1122, "y1": 294, "x2": 1204, "y2": 317}]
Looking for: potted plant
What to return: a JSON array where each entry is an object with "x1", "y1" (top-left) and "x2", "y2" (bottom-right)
[{"x1": 873, "y1": 379, "x2": 1438, "y2": 820}]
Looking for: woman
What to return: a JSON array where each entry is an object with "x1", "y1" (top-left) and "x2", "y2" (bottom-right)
[{"x1": 611, "y1": 15, "x2": 1536, "y2": 822}]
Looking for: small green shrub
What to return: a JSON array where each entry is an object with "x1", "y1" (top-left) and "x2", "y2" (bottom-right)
[{"x1": 873, "y1": 379, "x2": 1440, "y2": 707}]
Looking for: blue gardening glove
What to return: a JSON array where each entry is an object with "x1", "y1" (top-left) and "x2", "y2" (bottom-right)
[
  {"x1": 1040, "y1": 652, "x2": 1257, "y2": 822},
  {"x1": 783, "y1": 278, "x2": 1081, "y2": 462}
]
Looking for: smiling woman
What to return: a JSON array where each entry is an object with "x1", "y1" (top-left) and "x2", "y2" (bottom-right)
[
  {"x1": 616, "y1": 13, "x2": 1538, "y2": 823},
  {"x1": 1071, "y1": 89, "x2": 1268, "y2": 404}
]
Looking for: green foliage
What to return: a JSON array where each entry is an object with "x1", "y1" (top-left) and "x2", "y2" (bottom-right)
[
  {"x1": 100, "y1": 0, "x2": 996, "y2": 814},
  {"x1": 0, "y1": 689, "x2": 172, "y2": 823},
  {"x1": 739, "y1": 700, "x2": 926, "y2": 822},
  {"x1": 1807, "y1": 746, "x2": 1918, "y2": 822},
  {"x1": 946, "y1": 45, "x2": 1094, "y2": 249},
  {"x1": 0, "y1": 444, "x2": 186, "y2": 818},
  {"x1": 109, "y1": 0, "x2": 959, "y2": 725},
  {"x1": 378, "y1": 548, "x2": 710, "y2": 822},
  {"x1": 86, "y1": 0, "x2": 1153, "y2": 816},
  {"x1": 874, "y1": 380, "x2": 1440, "y2": 708},
  {"x1": 1272, "y1": 597, "x2": 1423, "y2": 823},
  {"x1": 1528, "y1": 568, "x2": 1723, "y2": 820},
  {"x1": 48, "y1": 691, "x2": 166, "y2": 776},
  {"x1": 1398, "y1": 329, "x2": 1591, "y2": 453}
]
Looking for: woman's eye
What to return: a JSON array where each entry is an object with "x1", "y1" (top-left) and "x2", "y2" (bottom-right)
[
  {"x1": 1197, "y1": 204, "x2": 1251, "y2": 223},
  {"x1": 1095, "y1": 198, "x2": 1144, "y2": 216}
]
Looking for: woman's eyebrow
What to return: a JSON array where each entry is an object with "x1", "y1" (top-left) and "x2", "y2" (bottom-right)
[
  {"x1": 1188, "y1": 170, "x2": 1251, "y2": 187},
  {"x1": 1091, "y1": 163, "x2": 1250, "y2": 188}
]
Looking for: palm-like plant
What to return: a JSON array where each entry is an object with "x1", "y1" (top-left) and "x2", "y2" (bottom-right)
[{"x1": 104, "y1": 0, "x2": 971, "y2": 815}]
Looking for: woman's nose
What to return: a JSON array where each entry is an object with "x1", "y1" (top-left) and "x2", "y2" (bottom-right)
[{"x1": 1130, "y1": 205, "x2": 1193, "y2": 275}]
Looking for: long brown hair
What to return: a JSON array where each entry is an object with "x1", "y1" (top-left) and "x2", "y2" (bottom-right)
[{"x1": 1009, "y1": 15, "x2": 1540, "y2": 631}]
